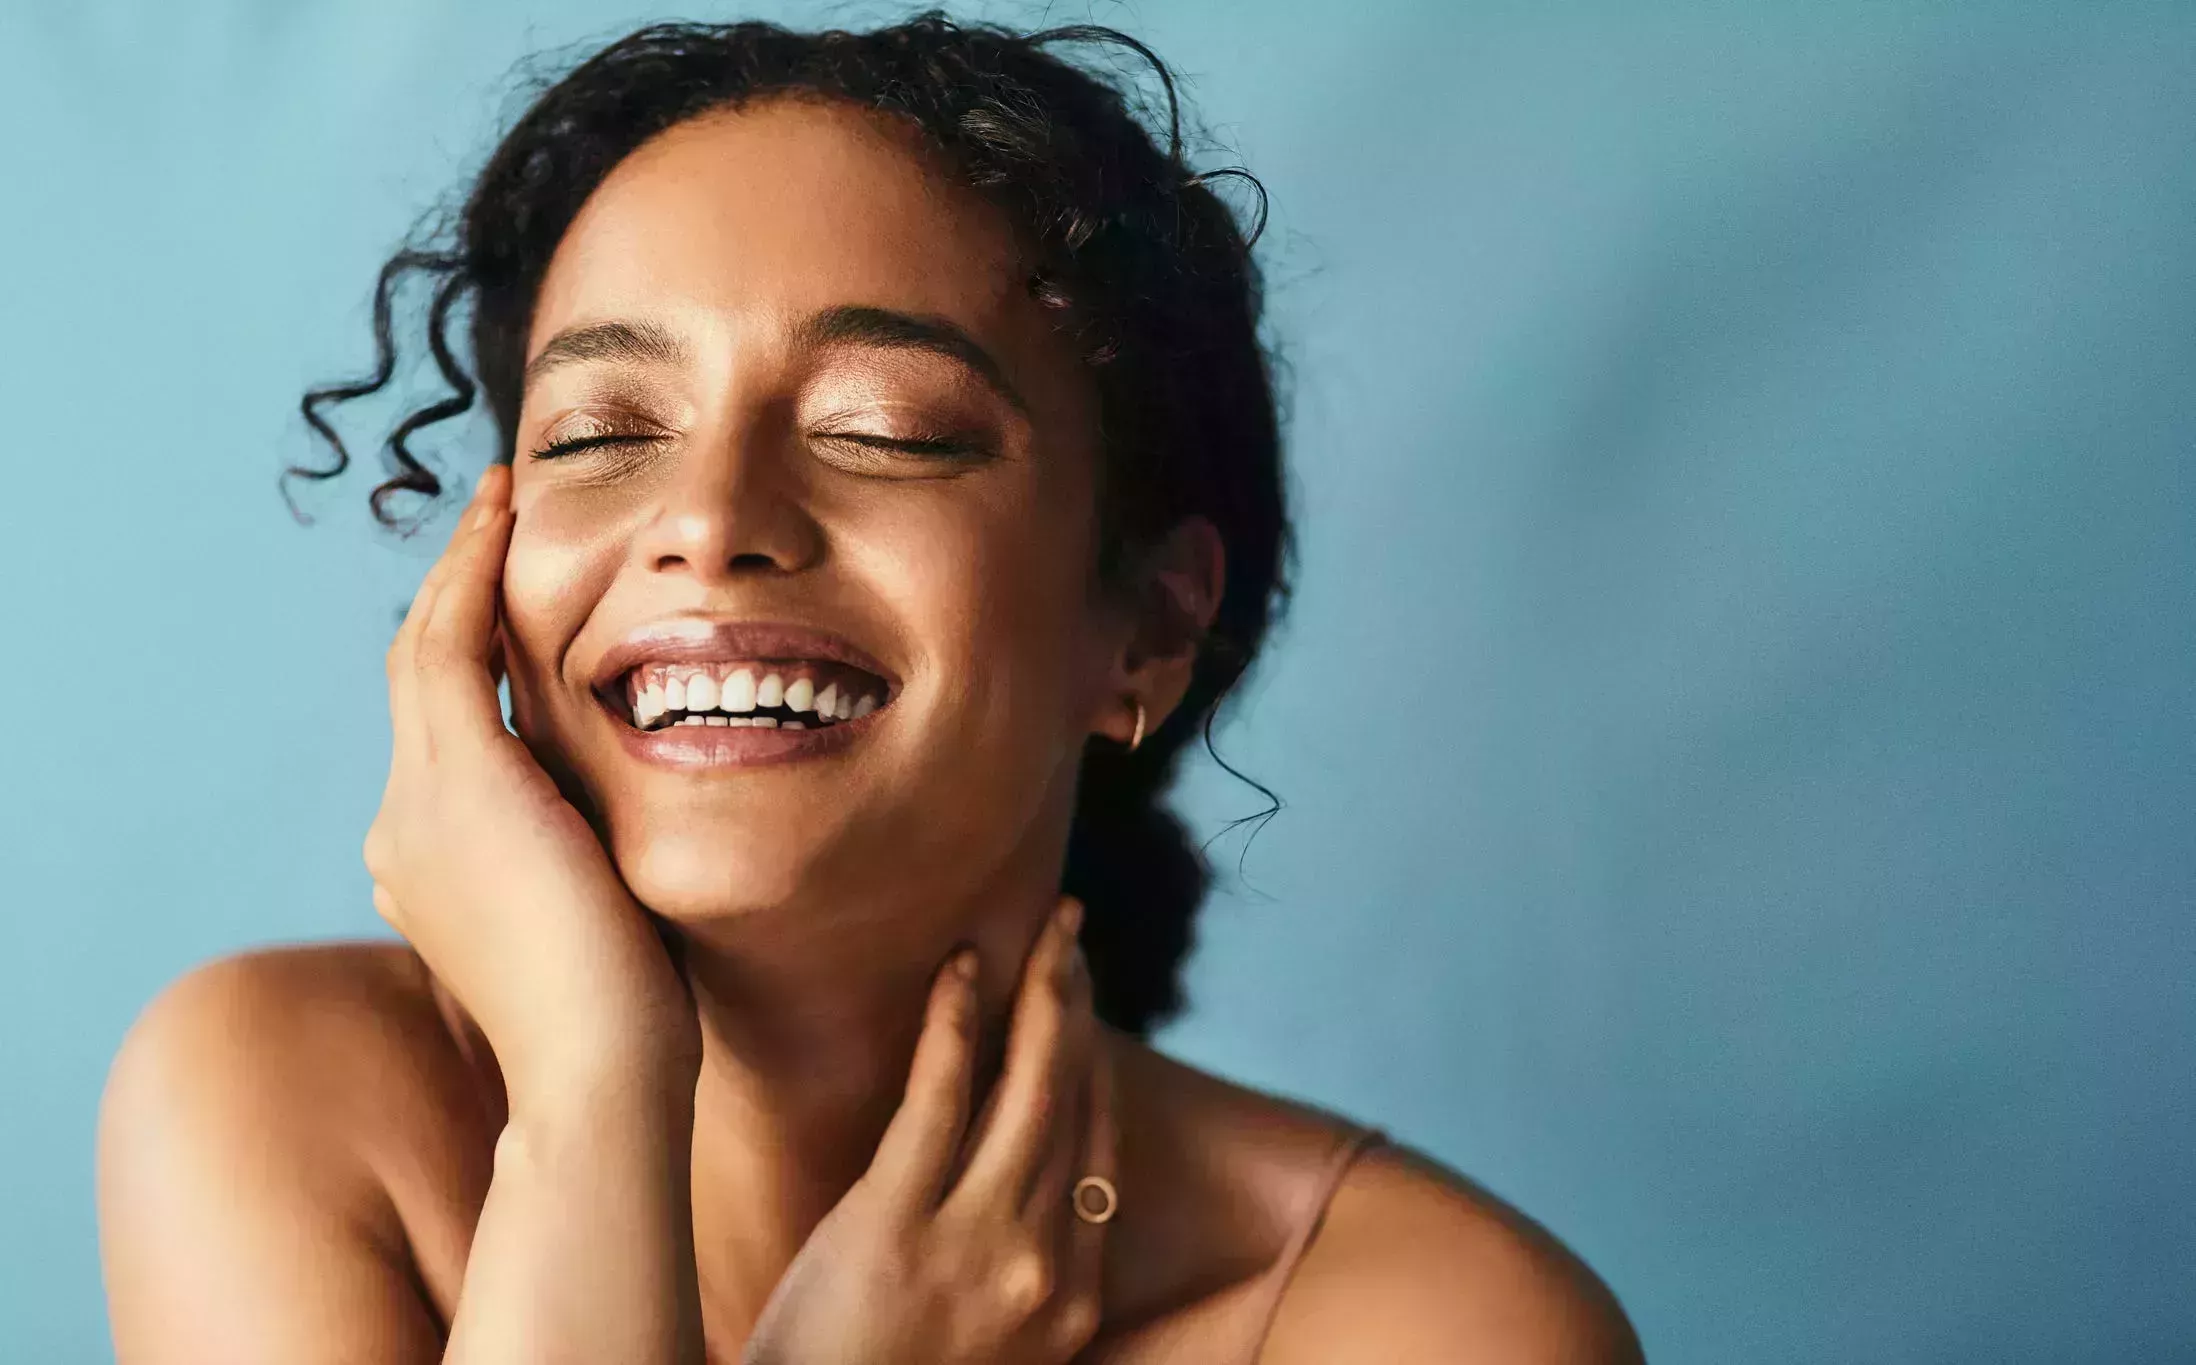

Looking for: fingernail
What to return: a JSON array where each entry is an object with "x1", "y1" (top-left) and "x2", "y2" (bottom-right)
[
  {"x1": 951, "y1": 946, "x2": 979, "y2": 982},
  {"x1": 1058, "y1": 898, "x2": 1084, "y2": 936}
]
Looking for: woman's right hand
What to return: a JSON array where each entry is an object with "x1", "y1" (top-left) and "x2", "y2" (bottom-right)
[{"x1": 362, "y1": 464, "x2": 700, "y2": 1104}]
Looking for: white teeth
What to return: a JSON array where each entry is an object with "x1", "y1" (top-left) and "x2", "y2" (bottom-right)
[
  {"x1": 625, "y1": 662, "x2": 885, "y2": 732},
  {"x1": 721, "y1": 668, "x2": 757, "y2": 712},
  {"x1": 783, "y1": 720, "x2": 806, "y2": 730}
]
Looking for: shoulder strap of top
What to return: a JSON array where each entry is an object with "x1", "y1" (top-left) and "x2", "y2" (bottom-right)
[{"x1": 1237, "y1": 1122, "x2": 1388, "y2": 1364}]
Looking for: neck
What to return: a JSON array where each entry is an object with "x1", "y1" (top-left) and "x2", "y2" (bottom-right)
[{"x1": 667, "y1": 833, "x2": 1064, "y2": 1329}]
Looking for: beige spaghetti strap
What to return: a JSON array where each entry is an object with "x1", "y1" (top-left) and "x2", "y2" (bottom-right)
[{"x1": 1238, "y1": 1123, "x2": 1388, "y2": 1364}]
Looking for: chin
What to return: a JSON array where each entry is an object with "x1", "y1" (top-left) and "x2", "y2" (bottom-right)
[{"x1": 612, "y1": 827, "x2": 831, "y2": 923}]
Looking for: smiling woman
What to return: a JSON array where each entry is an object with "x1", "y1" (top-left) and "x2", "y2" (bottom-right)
[{"x1": 95, "y1": 12, "x2": 1640, "y2": 1364}]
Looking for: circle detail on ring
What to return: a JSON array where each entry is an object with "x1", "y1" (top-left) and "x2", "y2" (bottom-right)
[{"x1": 1072, "y1": 1175, "x2": 1118, "y2": 1224}]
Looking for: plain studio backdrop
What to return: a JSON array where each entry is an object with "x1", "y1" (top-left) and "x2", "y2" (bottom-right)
[{"x1": 2, "y1": 3, "x2": 2190, "y2": 1360}]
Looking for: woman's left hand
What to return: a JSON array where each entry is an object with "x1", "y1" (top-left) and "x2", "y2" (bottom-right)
[{"x1": 742, "y1": 896, "x2": 1116, "y2": 1365}]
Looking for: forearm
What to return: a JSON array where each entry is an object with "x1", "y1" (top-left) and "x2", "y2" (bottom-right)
[{"x1": 443, "y1": 1065, "x2": 703, "y2": 1365}]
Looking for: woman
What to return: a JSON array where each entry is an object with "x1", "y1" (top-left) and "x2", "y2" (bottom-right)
[{"x1": 97, "y1": 14, "x2": 1642, "y2": 1363}]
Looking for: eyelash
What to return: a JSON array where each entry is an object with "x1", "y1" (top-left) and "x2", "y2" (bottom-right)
[{"x1": 526, "y1": 431, "x2": 990, "y2": 462}]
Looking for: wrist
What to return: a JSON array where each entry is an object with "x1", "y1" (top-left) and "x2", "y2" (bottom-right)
[{"x1": 502, "y1": 1030, "x2": 702, "y2": 1130}]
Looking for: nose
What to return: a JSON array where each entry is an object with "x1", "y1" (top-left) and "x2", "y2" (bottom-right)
[{"x1": 632, "y1": 415, "x2": 825, "y2": 583}]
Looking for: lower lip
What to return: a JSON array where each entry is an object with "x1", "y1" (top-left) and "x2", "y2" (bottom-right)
[{"x1": 600, "y1": 695, "x2": 882, "y2": 770}]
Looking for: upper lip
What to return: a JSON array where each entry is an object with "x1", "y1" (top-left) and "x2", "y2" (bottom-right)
[{"x1": 589, "y1": 616, "x2": 899, "y2": 697}]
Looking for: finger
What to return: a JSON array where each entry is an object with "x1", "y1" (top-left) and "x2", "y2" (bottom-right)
[
  {"x1": 414, "y1": 467, "x2": 515, "y2": 735},
  {"x1": 389, "y1": 470, "x2": 507, "y2": 748},
  {"x1": 1051, "y1": 1031, "x2": 1115, "y2": 1358},
  {"x1": 1021, "y1": 934, "x2": 1095, "y2": 1223},
  {"x1": 398, "y1": 467, "x2": 503, "y2": 639},
  {"x1": 1063, "y1": 1024, "x2": 1117, "y2": 1284},
  {"x1": 418, "y1": 464, "x2": 510, "y2": 664},
  {"x1": 949, "y1": 898, "x2": 1085, "y2": 1209},
  {"x1": 867, "y1": 946, "x2": 982, "y2": 1213}
]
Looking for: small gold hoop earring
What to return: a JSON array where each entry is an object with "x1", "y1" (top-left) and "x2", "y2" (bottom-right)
[{"x1": 1128, "y1": 698, "x2": 1146, "y2": 753}]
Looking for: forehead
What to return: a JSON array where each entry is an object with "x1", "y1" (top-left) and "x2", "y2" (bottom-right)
[{"x1": 531, "y1": 97, "x2": 1034, "y2": 352}]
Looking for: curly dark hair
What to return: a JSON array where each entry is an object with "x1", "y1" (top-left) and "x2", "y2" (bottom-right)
[{"x1": 290, "y1": 11, "x2": 1289, "y2": 1037}]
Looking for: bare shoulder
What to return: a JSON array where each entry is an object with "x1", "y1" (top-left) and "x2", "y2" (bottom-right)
[
  {"x1": 97, "y1": 940, "x2": 484, "y2": 1363},
  {"x1": 100, "y1": 938, "x2": 475, "y2": 1163},
  {"x1": 1259, "y1": 1139, "x2": 1645, "y2": 1365}
]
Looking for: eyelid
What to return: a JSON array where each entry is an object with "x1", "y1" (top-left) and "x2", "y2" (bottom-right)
[
  {"x1": 812, "y1": 429, "x2": 993, "y2": 457},
  {"x1": 529, "y1": 405, "x2": 673, "y2": 453}
]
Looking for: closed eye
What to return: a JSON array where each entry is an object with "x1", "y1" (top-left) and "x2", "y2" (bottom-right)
[
  {"x1": 816, "y1": 431, "x2": 992, "y2": 459},
  {"x1": 529, "y1": 432, "x2": 660, "y2": 460}
]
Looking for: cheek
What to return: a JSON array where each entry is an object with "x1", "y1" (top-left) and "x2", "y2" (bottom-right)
[
  {"x1": 498, "y1": 509, "x2": 617, "y2": 704},
  {"x1": 875, "y1": 479, "x2": 1096, "y2": 678},
  {"x1": 875, "y1": 486, "x2": 1115, "y2": 798}
]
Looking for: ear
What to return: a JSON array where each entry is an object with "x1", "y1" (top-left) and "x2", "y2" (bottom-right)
[{"x1": 1095, "y1": 516, "x2": 1226, "y2": 746}]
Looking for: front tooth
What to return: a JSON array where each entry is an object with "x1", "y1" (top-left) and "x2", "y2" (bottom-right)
[
  {"x1": 813, "y1": 682, "x2": 839, "y2": 719},
  {"x1": 852, "y1": 694, "x2": 878, "y2": 718},
  {"x1": 664, "y1": 676, "x2": 687, "y2": 712},
  {"x1": 721, "y1": 668, "x2": 757, "y2": 713},
  {"x1": 685, "y1": 671, "x2": 719, "y2": 711},
  {"x1": 757, "y1": 673, "x2": 785, "y2": 708},
  {"x1": 786, "y1": 677, "x2": 815, "y2": 712}
]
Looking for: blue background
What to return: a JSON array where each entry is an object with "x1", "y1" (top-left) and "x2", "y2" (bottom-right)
[{"x1": 3, "y1": 3, "x2": 2190, "y2": 1360}]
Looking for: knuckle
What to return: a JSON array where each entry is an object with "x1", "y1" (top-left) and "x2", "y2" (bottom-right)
[
  {"x1": 1052, "y1": 1291, "x2": 1101, "y2": 1347},
  {"x1": 995, "y1": 1244, "x2": 1054, "y2": 1317},
  {"x1": 361, "y1": 825, "x2": 392, "y2": 877}
]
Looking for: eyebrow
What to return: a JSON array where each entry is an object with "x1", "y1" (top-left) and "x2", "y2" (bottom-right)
[
  {"x1": 521, "y1": 306, "x2": 1030, "y2": 415},
  {"x1": 522, "y1": 319, "x2": 688, "y2": 386}
]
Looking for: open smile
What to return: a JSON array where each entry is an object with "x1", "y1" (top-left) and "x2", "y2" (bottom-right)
[
  {"x1": 588, "y1": 617, "x2": 899, "y2": 768},
  {"x1": 613, "y1": 660, "x2": 887, "y2": 732}
]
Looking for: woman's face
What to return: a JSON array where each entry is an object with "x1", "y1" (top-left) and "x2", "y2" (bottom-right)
[{"x1": 500, "y1": 97, "x2": 1125, "y2": 938}]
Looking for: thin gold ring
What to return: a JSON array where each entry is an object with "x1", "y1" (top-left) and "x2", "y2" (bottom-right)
[{"x1": 1072, "y1": 1174, "x2": 1118, "y2": 1225}]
